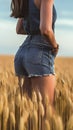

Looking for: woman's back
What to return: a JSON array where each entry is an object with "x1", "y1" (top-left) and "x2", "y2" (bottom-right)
[{"x1": 24, "y1": 0, "x2": 57, "y2": 34}]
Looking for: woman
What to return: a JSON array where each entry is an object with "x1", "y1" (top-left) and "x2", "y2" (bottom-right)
[{"x1": 11, "y1": 0, "x2": 59, "y2": 109}]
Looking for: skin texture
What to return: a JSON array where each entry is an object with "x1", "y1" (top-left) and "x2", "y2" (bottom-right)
[
  {"x1": 34, "y1": 0, "x2": 41, "y2": 8},
  {"x1": 22, "y1": 77, "x2": 32, "y2": 97},
  {"x1": 16, "y1": 18, "x2": 26, "y2": 34},
  {"x1": 30, "y1": 0, "x2": 57, "y2": 108},
  {"x1": 17, "y1": 0, "x2": 58, "y2": 111},
  {"x1": 31, "y1": 76, "x2": 56, "y2": 106},
  {"x1": 40, "y1": 0, "x2": 57, "y2": 48},
  {"x1": 31, "y1": 0, "x2": 57, "y2": 110},
  {"x1": 21, "y1": 75, "x2": 56, "y2": 111},
  {"x1": 21, "y1": 75, "x2": 56, "y2": 107},
  {"x1": 16, "y1": 0, "x2": 58, "y2": 53}
]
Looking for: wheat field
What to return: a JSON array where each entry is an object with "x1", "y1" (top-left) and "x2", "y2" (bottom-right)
[{"x1": 0, "y1": 55, "x2": 73, "y2": 130}]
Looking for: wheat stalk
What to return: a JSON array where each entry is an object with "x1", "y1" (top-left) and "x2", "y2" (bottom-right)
[
  {"x1": 10, "y1": 112, "x2": 16, "y2": 130},
  {"x1": 19, "y1": 116, "x2": 24, "y2": 130},
  {"x1": 0, "y1": 94, "x2": 3, "y2": 115},
  {"x1": 0, "y1": 94, "x2": 4, "y2": 130},
  {"x1": 3, "y1": 105, "x2": 9, "y2": 130},
  {"x1": 66, "y1": 115, "x2": 73, "y2": 130},
  {"x1": 43, "y1": 119, "x2": 50, "y2": 130},
  {"x1": 15, "y1": 93, "x2": 21, "y2": 108}
]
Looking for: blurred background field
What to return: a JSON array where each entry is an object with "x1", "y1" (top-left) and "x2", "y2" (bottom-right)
[
  {"x1": 0, "y1": 0, "x2": 73, "y2": 129},
  {"x1": 0, "y1": 55, "x2": 73, "y2": 130}
]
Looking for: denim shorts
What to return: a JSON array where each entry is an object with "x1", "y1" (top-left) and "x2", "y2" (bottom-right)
[{"x1": 14, "y1": 35, "x2": 56, "y2": 77}]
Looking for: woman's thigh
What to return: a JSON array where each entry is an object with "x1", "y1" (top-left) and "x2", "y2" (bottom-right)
[
  {"x1": 23, "y1": 77, "x2": 32, "y2": 97},
  {"x1": 31, "y1": 75, "x2": 56, "y2": 104}
]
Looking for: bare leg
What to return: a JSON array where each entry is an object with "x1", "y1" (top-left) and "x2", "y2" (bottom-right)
[
  {"x1": 18, "y1": 76, "x2": 24, "y2": 98},
  {"x1": 31, "y1": 75, "x2": 56, "y2": 109},
  {"x1": 22, "y1": 77, "x2": 32, "y2": 98}
]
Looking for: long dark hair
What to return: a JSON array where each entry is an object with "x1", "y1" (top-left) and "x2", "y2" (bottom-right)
[{"x1": 10, "y1": 0, "x2": 29, "y2": 18}]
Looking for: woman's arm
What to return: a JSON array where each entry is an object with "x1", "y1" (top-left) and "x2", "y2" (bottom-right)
[
  {"x1": 16, "y1": 18, "x2": 26, "y2": 34},
  {"x1": 40, "y1": 0, "x2": 58, "y2": 48}
]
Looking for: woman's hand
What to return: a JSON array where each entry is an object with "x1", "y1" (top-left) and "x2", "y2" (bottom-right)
[
  {"x1": 52, "y1": 44, "x2": 59, "y2": 56},
  {"x1": 16, "y1": 18, "x2": 26, "y2": 35}
]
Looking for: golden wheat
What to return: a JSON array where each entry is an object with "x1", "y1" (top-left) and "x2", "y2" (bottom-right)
[
  {"x1": 3, "y1": 105, "x2": 9, "y2": 130},
  {"x1": 15, "y1": 93, "x2": 21, "y2": 108},
  {"x1": 0, "y1": 94, "x2": 4, "y2": 115},
  {"x1": 44, "y1": 119, "x2": 50, "y2": 130},
  {"x1": 10, "y1": 112, "x2": 15, "y2": 130},
  {"x1": 66, "y1": 115, "x2": 73, "y2": 130},
  {"x1": 19, "y1": 115, "x2": 25, "y2": 130},
  {"x1": 0, "y1": 56, "x2": 73, "y2": 130}
]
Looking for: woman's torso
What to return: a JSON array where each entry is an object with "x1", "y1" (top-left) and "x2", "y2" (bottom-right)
[
  {"x1": 24, "y1": 0, "x2": 57, "y2": 34},
  {"x1": 23, "y1": 0, "x2": 57, "y2": 47}
]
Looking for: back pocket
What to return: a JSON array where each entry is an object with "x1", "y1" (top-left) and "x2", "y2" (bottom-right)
[{"x1": 27, "y1": 47, "x2": 43, "y2": 64}]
